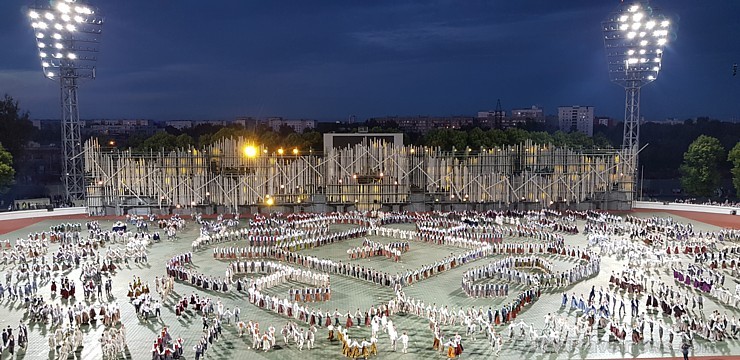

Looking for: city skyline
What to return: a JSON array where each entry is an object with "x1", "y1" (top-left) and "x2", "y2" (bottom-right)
[{"x1": 1, "y1": 1, "x2": 739, "y2": 121}]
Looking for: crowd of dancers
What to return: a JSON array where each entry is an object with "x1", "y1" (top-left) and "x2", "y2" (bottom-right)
[
  {"x1": 0, "y1": 207, "x2": 737, "y2": 359},
  {"x1": 347, "y1": 238, "x2": 409, "y2": 262}
]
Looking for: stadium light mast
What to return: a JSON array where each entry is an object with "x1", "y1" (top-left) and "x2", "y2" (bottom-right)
[
  {"x1": 27, "y1": 0, "x2": 103, "y2": 202},
  {"x1": 603, "y1": 1, "x2": 671, "y2": 199}
]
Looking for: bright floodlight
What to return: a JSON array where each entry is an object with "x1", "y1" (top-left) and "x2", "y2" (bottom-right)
[
  {"x1": 244, "y1": 145, "x2": 258, "y2": 158},
  {"x1": 27, "y1": 0, "x2": 104, "y2": 202},
  {"x1": 603, "y1": 1, "x2": 671, "y2": 88},
  {"x1": 29, "y1": 0, "x2": 103, "y2": 81}
]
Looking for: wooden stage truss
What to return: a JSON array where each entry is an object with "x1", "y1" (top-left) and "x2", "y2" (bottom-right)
[{"x1": 84, "y1": 137, "x2": 633, "y2": 215}]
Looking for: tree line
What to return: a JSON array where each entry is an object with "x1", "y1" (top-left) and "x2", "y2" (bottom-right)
[
  {"x1": 680, "y1": 135, "x2": 740, "y2": 198},
  {"x1": 0, "y1": 94, "x2": 739, "y2": 199}
]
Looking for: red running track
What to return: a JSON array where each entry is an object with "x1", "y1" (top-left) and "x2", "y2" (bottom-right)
[{"x1": 632, "y1": 209, "x2": 740, "y2": 229}]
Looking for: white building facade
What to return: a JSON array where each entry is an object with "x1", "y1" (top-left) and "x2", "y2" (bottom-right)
[{"x1": 558, "y1": 106, "x2": 594, "y2": 136}]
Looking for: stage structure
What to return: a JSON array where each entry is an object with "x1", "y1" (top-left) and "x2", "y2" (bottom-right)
[
  {"x1": 603, "y1": 1, "x2": 672, "y2": 200},
  {"x1": 84, "y1": 137, "x2": 633, "y2": 215},
  {"x1": 28, "y1": 0, "x2": 104, "y2": 202}
]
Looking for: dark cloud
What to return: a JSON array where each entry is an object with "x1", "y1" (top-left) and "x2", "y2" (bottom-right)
[{"x1": 0, "y1": 0, "x2": 738, "y2": 121}]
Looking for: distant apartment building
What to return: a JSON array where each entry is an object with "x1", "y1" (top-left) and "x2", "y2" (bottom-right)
[
  {"x1": 476, "y1": 110, "x2": 506, "y2": 129},
  {"x1": 165, "y1": 120, "x2": 228, "y2": 129},
  {"x1": 234, "y1": 116, "x2": 259, "y2": 129},
  {"x1": 370, "y1": 116, "x2": 474, "y2": 134},
  {"x1": 265, "y1": 117, "x2": 318, "y2": 133},
  {"x1": 83, "y1": 119, "x2": 157, "y2": 136},
  {"x1": 165, "y1": 120, "x2": 193, "y2": 129},
  {"x1": 510, "y1": 106, "x2": 545, "y2": 126},
  {"x1": 477, "y1": 107, "x2": 545, "y2": 129},
  {"x1": 558, "y1": 106, "x2": 594, "y2": 136}
]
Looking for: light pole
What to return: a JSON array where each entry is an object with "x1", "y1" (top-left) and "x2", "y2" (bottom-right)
[
  {"x1": 28, "y1": 0, "x2": 104, "y2": 202},
  {"x1": 603, "y1": 1, "x2": 671, "y2": 201}
]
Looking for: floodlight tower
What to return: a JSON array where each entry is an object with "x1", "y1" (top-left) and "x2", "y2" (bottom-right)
[
  {"x1": 603, "y1": 1, "x2": 671, "y2": 198},
  {"x1": 27, "y1": 0, "x2": 103, "y2": 202}
]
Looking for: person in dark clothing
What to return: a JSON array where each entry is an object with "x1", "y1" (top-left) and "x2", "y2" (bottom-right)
[
  {"x1": 7, "y1": 334, "x2": 14, "y2": 355},
  {"x1": 682, "y1": 342, "x2": 691, "y2": 360}
]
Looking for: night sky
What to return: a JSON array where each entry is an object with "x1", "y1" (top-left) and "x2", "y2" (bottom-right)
[{"x1": 1, "y1": 0, "x2": 739, "y2": 121}]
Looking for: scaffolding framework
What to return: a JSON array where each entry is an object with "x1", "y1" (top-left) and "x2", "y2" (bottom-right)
[
  {"x1": 61, "y1": 70, "x2": 85, "y2": 200},
  {"x1": 84, "y1": 137, "x2": 633, "y2": 214}
]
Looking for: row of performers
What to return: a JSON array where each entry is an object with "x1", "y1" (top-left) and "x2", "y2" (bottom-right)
[
  {"x1": 535, "y1": 220, "x2": 579, "y2": 234},
  {"x1": 608, "y1": 322, "x2": 630, "y2": 342},
  {"x1": 364, "y1": 239, "x2": 409, "y2": 252},
  {"x1": 703, "y1": 259, "x2": 740, "y2": 270},
  {"x1": 212, "y1": 246, "x2": 282, "y2": 260},
  {"x1": 276, "y1": 227, "x2": 369, "y2": 251},
  {"x1": 234, "y1": 223, "x2": 320, "y2": 237},
  {"x1": 716, "y1": 245, "x2": 740, "y2": 256},
  {"x1": 461, "y1": 257, "x2": 552, "y2": 298},
  {"x1": 200, "y1": 230, "x2": 314, "y2": 248},
  {"x1": 462, "y1": 281, "x2": 509, "y2": 298},
  {"x1": 346, "y1": 239, "x2": 408, "y2": 262},
  {"x1": 645, "y1": 292, "x2": 689, "y2": 319},
  {"x1": 126, "y1": 283, "x2": 150, "y2": 299},
  {"x1": 451, "y1": 239, "x2": 594, "y2": 264},
  {"x1": 50, "y1": 278, "x2": 76, "y2": 300},
  {"x1": 685, "y1": 264, "x2": 725, "y2": 286},
  {"x1": 50, "y1": 223, "x2": 83, "y2": 233},
  {"x1": 666, "y1": 245, "x2": 708, "y2": 255},
  {"x1": 673, "y1": 270, "x2": 714, "y2": 294},
  {"x1": 72, "y1": 305, "x2": 115, "y2": 326},
  {"x1": 396, "y1": 248, "x2": 491, "y2": 287},
  {"x1": 338, "y1": 334, "x2": 378, "y2": 358},
  {"x1": 167, "y1": 252, "x2": 193, "y2": 268},
  {"x1": 289, "y1": 287, "x2": 331, "y2": 303},
  {"x1": 608, "y1": 274, "x2": 644, "y2": 294},
  {"x1": 96, "y1": 259, "x2": 119, "y2": 273},
  {"x1": 402, "y1": 286, "x2": 541, "y2": 326},
  {"x1": 209, "y1": 227, "x2": 367, "y2": 258},
  {"x1": 491, "y1": 287, "x2": 540, "y2": 325},
  {"x1": 174, "y1": 294, "x2": 212, "y2": 316},
  {"x1": 275, "y1": 214, "x2": 375, "y2": 229},
  {"x1": 416, "y1": 226, "x2": 563, "y2": 244},
  {"x1": 247, "y1": 287, "x2": 392, "y2": 330},
  {"x1": 167, "y1": 265, "x2": 231, "y2": 293},
  {"x1": 227, "y1": 260, "x2": 330, "y2": 290}
]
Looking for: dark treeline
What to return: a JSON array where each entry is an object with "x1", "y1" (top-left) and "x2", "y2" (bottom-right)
[
  {"x1": 633, "y1": 119, "x2": 740, "y2": 179},
  {"x1": 110, "y1": 118, "x2": 740, "y2": 181}
]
